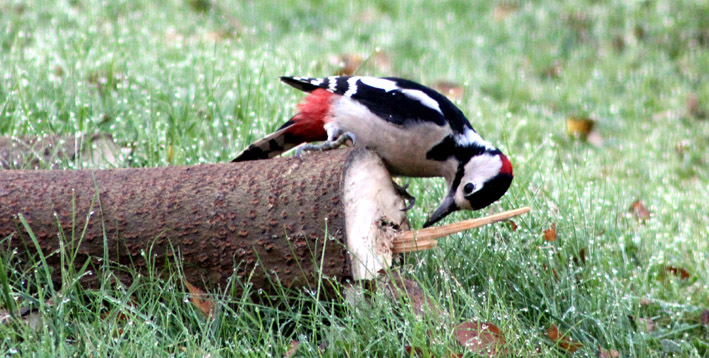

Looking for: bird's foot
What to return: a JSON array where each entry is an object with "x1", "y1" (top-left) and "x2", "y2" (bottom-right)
[
  {"x1": 296, "y1": 132, "x2": 356, "y2": 157},
  {"x1": 392, "y1": 181, "x2": 416, "y2": 211}
]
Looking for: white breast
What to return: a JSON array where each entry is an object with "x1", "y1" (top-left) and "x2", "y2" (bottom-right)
[{"x1": 330, "y1": 97, "x2": 455, "y2": 178}]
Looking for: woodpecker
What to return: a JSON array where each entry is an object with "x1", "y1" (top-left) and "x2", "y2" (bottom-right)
[{"x1": 233, "y1": 76, "x2": 513, "y2": 227}]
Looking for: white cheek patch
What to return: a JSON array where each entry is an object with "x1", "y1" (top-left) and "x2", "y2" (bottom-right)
[
  {"x1": 463, "y1": 154, "x2": 503, "y2": 191},
  {"x1": 360, "y1": 77, "x2": 399, "y2": 92},
  {"x1": 401, "y1": 89, "x2": 443, "y2": 114}
]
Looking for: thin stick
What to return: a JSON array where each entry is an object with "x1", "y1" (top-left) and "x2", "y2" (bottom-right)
[{"x1": 392, "y1": 207, "x2": 531, "y2": 253}]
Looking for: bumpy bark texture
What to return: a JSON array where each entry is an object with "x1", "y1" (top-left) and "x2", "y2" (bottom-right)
[{"x1": 0, "y1": 149, "x2": 388, "y2": 296}]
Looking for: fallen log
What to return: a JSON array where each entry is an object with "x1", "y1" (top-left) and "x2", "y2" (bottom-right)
[
  {"x1": 0, "y1": 148, "x2": 408, "y2": 295},
  {"x1": 0, "y1": 146, "x2": 531, "y2": 297}
]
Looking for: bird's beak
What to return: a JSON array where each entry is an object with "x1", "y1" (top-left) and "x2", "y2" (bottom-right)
[{"x1": 423, "y1": 195, "x2": 458, "y2": 228}]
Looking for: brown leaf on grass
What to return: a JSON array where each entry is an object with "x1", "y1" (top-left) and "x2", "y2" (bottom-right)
[
  {"x1": 371, "y1": 50, "x2": 393, "y2": 73},
  {"x1": 434, "y1": 81, "x2": 465, "y2": 101},
  {"x1": 492, "y1": 3, "x2": 519, "y2": 21},
  {"x1": 330, "y1": 51, "x2": 392, "y2": 76},
  {"x1": 638, "y1": 298, "x2": 653, "y2": 306},
  {"x1": 404, "y1": 345, "x2": 423, "y2": 357},
  {"x1": 508, "y1": 220, "x2": 518, "y2": 232},
  {"x1": 666, "y1": 266, "x2": 690, "y2": 280},
  {"x1": 686, "y1": 93, "x2": 707, "y2": 119},
  {"x1": 454, "y1": 321, "x2": 506, "y2": 357},
  {"x1": 573, "y1": 248, "x2": 587, "y2": 265},
  {"x1": 379, "y1": 272, "x2": 429, "y2": 316},
  {"x1": 541, "y1": 264, "x2": 561, "y2": 281},
  {"x1": 700, "y1": 309, "x2": 709, "y2": 326},
  {"x1": 629, "y1": 200, "x2": 651, "y2": 221},
  {"x1": 542, "y1": 61, "x2": 563, "y2": 79},
  {"x1": 543, "y1": 223, "x2": 557, "y2": 242},
  {"x1": 184, "y1": 281, "x2": 215, "y2": 318},
  {"x1": 612, "y1": 35, "x2": 626, "y2": 52},
  {"x1": 331, "y1": 53, "x2": 364, "y2": 76},
  {"x1": 285, "y1": 340, "x2": 300, "y2": 358},
  {"x1": 566, "y1": 117, "x2": 596, "y2": 139},
  {"x1": 599, "y1": 348, "x2": 620, "y2": 358},
  {"x1": 637, "y1": 318, "x2": 655, "y2": 332},
  {"x1": 546, "y1": 325, "x2": 582, "y2": 353}
]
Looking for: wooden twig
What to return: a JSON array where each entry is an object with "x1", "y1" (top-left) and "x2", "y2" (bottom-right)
[{"x1": 392, "y1": 207, "x2": 531, "y2": 253}]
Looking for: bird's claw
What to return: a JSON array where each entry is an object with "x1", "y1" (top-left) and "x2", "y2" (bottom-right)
[
  {"x1": 295, "y1": 132, "x2": 357, "y2": 158},
  {"x1": 393, "y1": 181, "x2": 416, "y2": 211}
]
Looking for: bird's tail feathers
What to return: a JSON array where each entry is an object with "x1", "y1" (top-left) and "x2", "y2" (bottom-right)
[{"x1": 232, "y1": 125, "x2": 299, "y2": 162}]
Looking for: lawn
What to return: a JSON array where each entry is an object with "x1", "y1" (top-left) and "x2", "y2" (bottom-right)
[{"x1": 1, "y1": 0, "x2": 708, "y2": 356}]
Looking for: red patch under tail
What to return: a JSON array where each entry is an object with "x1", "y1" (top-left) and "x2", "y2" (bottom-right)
[
  {"x1": 279, "y1": 89, "x2": 334, "y2": 142},
  {"x1": 232, "y1": 89, "x2": 334, "y2": 162}
]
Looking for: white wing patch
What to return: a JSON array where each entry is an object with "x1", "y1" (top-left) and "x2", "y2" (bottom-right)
[
  {"x1": 360, "y1": 77, "x2": 399, "y2": 92},
  {"x1": 344, "y1": 76, "x2": 361, "y2": 97},
  {"x1": 401, "y1": 89, "x2": 443, "y2": 114},
  {"x1": 327, "y1": 76, "x2": 339, "y2": 92}
]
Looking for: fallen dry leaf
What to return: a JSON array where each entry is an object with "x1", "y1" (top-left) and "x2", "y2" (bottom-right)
[
  {"x1": 665, "y1": 266, "x2": 690, "y2": 280},
  {"x1": 330, "y1": 51, "x2": 392, "y2": 76},
  {"x1": 379, "y1": 272, "x2": 430, "y2": 316},
  {"x1": 331, "y1": 53, "x2": 364, "y2": 76},
  {"x1": 404, "y1": 345, "x2": 423, "y2": 357},
  {"x1": 566, "y1": 117, "x2": 595, "y2": 139},
  {"x1": 371, "y1": 50, "x2": 393, "y2": 73},
  {"x1": 701, "y1": 309, "x2": 709, "y2": 326},
  {"x1": 285, "y1": 340, "x2": 299, "y2": 358},
  {"x1": 542, "y1": 264, "x2": 560, "y2": 281},
  {"x1": 508, "y1": 220, "x2": 518, "y2": 232},
  {"x1": 629, "y1": 200, "x2": 651, "y2": 221},
  {"x1": 639, "y1": 298, "x2": 653, "y2": 306},
  {"x1": 434, "y1": 81, "x2": 465, "y2": 101},
  {"x1": 599, "y1": 348, "x2": 620, "y2": 358},
  {"x1": 686, "y1": 93, "x2": 707, "y2": 119},
  {"x1": 184, "y1": 281, "x2": 215, "y2": 318},
  {"x1": 543, "y1": 223, "x2": 557, "y2": 242},
  {"x1": 546, "y1": 325, "x2": 582, "y2": 353},
  {"x1": 573, "y1": 248, "x2": 587, "y2": 265},
  {"x1": 542, "y1": 61, "x2": 563, "y2": 79},
  {"x1": 454, "y1": 321, "x2": 506, "y2": 357},
  {"x1": 638, "y1": 317, "x2": 655, "y2": 332},
  {"x1": 492, "y1": 3, "x2": 519, "y2": 21}
]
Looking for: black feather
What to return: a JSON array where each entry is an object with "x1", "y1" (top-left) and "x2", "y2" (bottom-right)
[
  {"x1": 280, "y1": 75, "x2": 474, "y2": 134},
  {"x1": 279, "y1": 76, "x2": 321, "y2": 92}
]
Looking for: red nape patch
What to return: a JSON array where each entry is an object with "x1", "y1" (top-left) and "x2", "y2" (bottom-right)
[
  {"x1": 499, "y1": 153, "x2": 513, "y2": 175},
  {"x1": 285, "y1": 89, "x2": 334, "y2": 142}
]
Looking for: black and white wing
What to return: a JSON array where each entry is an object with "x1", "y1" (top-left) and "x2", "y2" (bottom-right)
[{"x1": 280, "y1": 76, "x2": 473, "y2": 134}]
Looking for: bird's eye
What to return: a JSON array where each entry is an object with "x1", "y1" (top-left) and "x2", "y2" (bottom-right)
[{"x1": 463, "y1": 182, "x2": 475, "y2": 196}]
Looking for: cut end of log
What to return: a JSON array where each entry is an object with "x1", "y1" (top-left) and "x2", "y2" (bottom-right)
[{"x1": 342, "y1": 148, "x2": 410, "y2": 280}]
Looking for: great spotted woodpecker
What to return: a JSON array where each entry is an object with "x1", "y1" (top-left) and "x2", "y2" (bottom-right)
[{"x1": 233, "y1": 76, "x2": 513, "y2": 227}]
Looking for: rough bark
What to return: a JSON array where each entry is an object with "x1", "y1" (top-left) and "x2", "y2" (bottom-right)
[{"x1": 0, "y1": 148, "x2": 409, "y2": 296}]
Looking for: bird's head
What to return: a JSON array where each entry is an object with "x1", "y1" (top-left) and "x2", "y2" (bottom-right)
[{"x1": 424, "y1": 151, "x2": 513, "y2": 227}]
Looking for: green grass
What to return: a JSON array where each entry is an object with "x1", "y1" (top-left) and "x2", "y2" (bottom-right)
[{"x1": 1, "y1": 0, "x2": 708, "y2": 356}]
